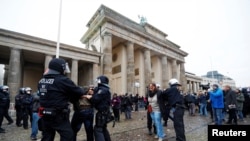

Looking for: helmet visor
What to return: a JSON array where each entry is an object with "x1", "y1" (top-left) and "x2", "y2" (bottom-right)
[{"x1": 64, "y1": 62, "x2": 71, "y2": 73}]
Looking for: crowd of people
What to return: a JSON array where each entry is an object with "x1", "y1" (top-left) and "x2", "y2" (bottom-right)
[
  {"x1": 183, "y1": 84, "x2": 250, "y2": 125},
  {"x1": 1, "y1": 58, "x2": 250, "y2": 141},
  {"x1": 0, "y1": 85, "x2": 41, "y2": 140}
]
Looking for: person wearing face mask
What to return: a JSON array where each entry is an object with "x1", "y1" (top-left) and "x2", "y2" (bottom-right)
[{"x1": 38, "y1": 58, "x2": 85, "y2": 141}]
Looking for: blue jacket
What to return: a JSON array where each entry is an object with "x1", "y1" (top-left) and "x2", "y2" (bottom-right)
[{"x1": 209, "y1": 88, "x2": 224, "y2": 108}]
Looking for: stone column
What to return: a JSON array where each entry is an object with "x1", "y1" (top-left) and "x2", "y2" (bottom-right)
[
  {"x1": 102, "y1": 33, "x2": 112, "y2": 89},
  {"x1": 126, "y1": 41, "x2": 135, "y2": 94},
  {"x1": 93, "y1": 63, "x2": 99, "y2": 83},
  {"x1": 144, "y1": 49, "x2": 152, "y2": 87},
  {"x1": 180, "y1": 62, "x2": 187, "y2": 92},
  {"x1": 189, "y1": 81, "x2": 192, "y2": 93},
  {"x1": 3, "y1": 65, "x2": 9, "y2": 85},
  {"x1": 7, "y1": 48, "x2": 21, "y2": 101},
  {"x1": 172, "y1": 59, "x2": 178, "y2": 79},
  {"x1": 71, "y1": 59, "x2": 78, "y2": 85},
  {"x1": 193, "y1": 82, "x2": 196, "y2": 93},
  {"x1": 44, "y1": 55, "x2": 53, "y2": 71},
  {"x1": 121, "y1": 44, "x2": 127, "y2": 94},
  {"x1": 161, "y1": 56, "x2": 168, "y2": 89},
  {"x1": 197, "y1": 82, "x2": 201, "y2": 91}
]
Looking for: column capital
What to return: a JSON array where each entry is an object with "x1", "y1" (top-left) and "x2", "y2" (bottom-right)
[
  {"x1": 71, "y1": 59, "x2": 79, "y2": 61},
  {"x1": 124, "y1": 41, "x2": 134, "y2": 46},
  {"x1": 101, "y1": 32, "x2": 112, "y2": 37}
]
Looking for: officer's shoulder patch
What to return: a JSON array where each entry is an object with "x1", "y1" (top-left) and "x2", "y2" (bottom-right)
[{"x1": 98, "y1": 90, "x2": 102, "y2": 94}]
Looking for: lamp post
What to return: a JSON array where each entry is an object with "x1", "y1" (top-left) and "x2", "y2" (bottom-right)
[
  {"x1": 56, "y1": 0, "x2": 63, "y2": 58},
  {"x1": 135, "y1": 82, "x2": 140, "y2": 94}
]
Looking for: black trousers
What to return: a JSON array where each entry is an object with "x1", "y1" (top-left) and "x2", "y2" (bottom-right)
[
  {"x1": 15, "y1": 106, "x2": 23, "y2": 126},
  {"x1": 41, "y1": 114, "x2": 73, "y2": 141},
  {"x1": 0, "y1": 107, "x2": 4, "y2": 128},
  {"x1": 173, "y1": 107, "x2": 186, "y2": 141},
  {"x1": 147, "y1": 111, "x2": 156, "y2": 134},
  {"x1": 112, "y1": 108, "x2": 120, "y2": 121},
  {"x1": 228, "y1": 108, "x2": 237, "y2": 124},
  {"x1": 22, "y1": 107, "x2": 32, "y2": 128},
  {"x1": 71, "y1": 109, "x2": 94, "y2": 141},
  {"x1": 94, "y1": 111, "x2": 111, "y2": 141},
  {"x1": 3, "y1": 104, "x2": 13, "y2": 123}
]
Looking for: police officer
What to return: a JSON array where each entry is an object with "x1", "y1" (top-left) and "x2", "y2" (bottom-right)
[
  {"x1": 15, "y1": 87, "x2": 25, "y2": 127},
  {"x1": 1, "y1": 85, "x2": 14, "y2": 125},
  {"x1": 162, "y1": 78, "x2": 186, "y2": 141},
  {"x1": 0, "y1": 85, "x2": 11, "y2": 133},
  {"x1": 22, "y1": 87, "x2": 33, "y2": 129},
  {"x1": 38, "y1": 58, "x2": 85, "y2": 141},
  {"x1": 85, "y1": 75, "x2": 112, "y2": 141}
]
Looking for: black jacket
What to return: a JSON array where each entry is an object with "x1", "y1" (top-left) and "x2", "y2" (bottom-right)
[
  {"x1": 91, "y1": 84, "x2": 111, "y2": 111},
  {"x1": 0, "y1": 91, "x2": 8, "y2": 107},
  {"x1": 162, "y1": 85, "x2": 184, "y2": 107},
  {"x1": 224, "y1": 89, "x2": 237, "y2": 109},
  {"x1": 38, "y1": 74, "x2": 84, "y2": 110}
]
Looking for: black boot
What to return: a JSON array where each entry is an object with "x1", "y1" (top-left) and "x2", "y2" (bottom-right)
[
  {"x1": 148, "y1": 129, "x2": 153, "y2": 135},
  {"x1": 0, "y1": 128, "x2": 6, "y2": 133}
]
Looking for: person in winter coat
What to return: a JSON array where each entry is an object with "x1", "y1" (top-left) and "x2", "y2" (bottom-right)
[
  {"x1": 209, "y1": 84, "x2": 224, "y2": 125},
  {"x1": 223, "y1": 85, "x2": 237, "y2": 125},
  {"x1": 111, "y1": 93, "x2": 121, "y2": 122},
  {"x1": 235, "y1": 88, "x2": 245, "y2": 121}
]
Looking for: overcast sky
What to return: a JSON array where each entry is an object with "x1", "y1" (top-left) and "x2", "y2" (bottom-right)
[{"x1": 0, "y1": 0, "x2": 249, "y2": 87}]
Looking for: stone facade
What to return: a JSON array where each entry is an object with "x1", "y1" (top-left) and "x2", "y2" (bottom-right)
[
  {"x1": 81, "y1": 5, "x2": 188, "y2": 95},
  {"x1": 0, "y1": 28, "x2": 101, "y2": 101},
  {"x1": 185, "y1": 72, "x2": 203, "y2": 93},
  {"x1": 0, "y1": 5, "x2": 189, "y2": 100}
]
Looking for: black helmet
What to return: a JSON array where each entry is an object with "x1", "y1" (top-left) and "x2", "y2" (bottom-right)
[
  {"x1": 19, "y1": 87, "x2": 25, "y2": 94},
  {"x1": 96, "y1": 75, "x2": 109, "y2": 85},
  {"x1": 48, "y1": 58, "x2": 70, "y2": 74}
]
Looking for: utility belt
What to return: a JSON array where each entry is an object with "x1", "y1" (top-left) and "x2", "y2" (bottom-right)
[
  {"x1": 38, "y1": 107, "x2": 70, "y2": 118},
  {"x1": 172, "y1": 103, "x2": 186, "y2": 109},
  {"x1": 79, "y1": 105, "x2": 92, "y2": 110},
  {"x1": 96, "y1": 110, "x2": 115, "y2": 128}
]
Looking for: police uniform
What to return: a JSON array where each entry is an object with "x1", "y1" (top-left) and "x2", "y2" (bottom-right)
[
  {"x1": 1, "y1": 86, "x2": 14, "y2": 125},
  {"x1": 162, "y1": 79, "x2": 186, "y2": 141},
  {"x1": 22, "y1": 87, "x2": 33, "y2": 129},
  {"x1": 38, "y1": 58, "x2": 84, "y2": 141},
  {"x1": 90, "y1": 75, "x2": 112, "y2": 141},
  {"x1": 0, "y1": 85, "x2": 10, "y2": 133},
  {"x1": 15, "y1": 88, "x2": 25, "y2": 127}
]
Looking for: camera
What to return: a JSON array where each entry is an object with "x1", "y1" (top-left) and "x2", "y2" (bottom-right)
[{"x1": 199, "y1": 83, "x2": 210, "y2": 90}]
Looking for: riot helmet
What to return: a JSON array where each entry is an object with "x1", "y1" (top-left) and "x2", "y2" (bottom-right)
[
  {"x1": 48, "y1": 58, "x2": 70, "y2": 74},
  {"x1": 169, "y1": 78, "x2": 181, "y2": 86},
  {"x1": 95, "y1": 75, "x2": 109, "y2": 87},
  {"x1": 25, "y1": 87, "x2": 32, "y2": 94},
  {"x1": 0, "y1": 85, "x2": 9, "y2": 93},
  {"x1": 19, "y1": 87, "x2": 25, "y2": 94}
]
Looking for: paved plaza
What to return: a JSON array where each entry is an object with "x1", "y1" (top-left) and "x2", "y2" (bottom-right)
[{"x1": 0, "y1": 109, "x2": 249, "y2": 141}]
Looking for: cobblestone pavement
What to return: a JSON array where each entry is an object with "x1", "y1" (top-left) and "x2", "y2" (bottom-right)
[{"x1": 1, "y1": 109, "x2": 249, "y2": 141}]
